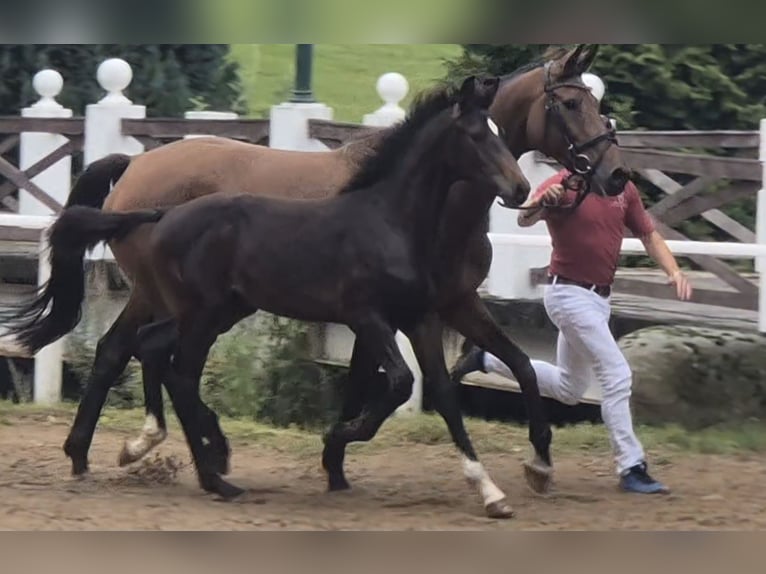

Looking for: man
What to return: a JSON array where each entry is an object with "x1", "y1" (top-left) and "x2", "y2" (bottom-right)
[{"x1": 451, "y1": 162, "x2": 693, "y2": 495}]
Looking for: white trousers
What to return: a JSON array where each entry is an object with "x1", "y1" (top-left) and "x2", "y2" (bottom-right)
[{"x1": 484, "y1": 283, "x2": 644, "y2": 475}]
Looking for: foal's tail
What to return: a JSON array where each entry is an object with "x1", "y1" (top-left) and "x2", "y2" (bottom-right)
[
  {"x1": 65, "y1": 153, "x2": 132, "y2": 209},
  {"x1": 2, "y1": 206, "x2": 166, "y2": 354}
]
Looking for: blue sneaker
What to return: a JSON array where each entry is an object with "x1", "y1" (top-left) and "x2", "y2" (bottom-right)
[{"x1": 619, "y1": 462, "x2": 670, "y2": 494}]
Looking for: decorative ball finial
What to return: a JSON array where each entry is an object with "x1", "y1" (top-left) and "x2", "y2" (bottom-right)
[
  {"x1": 376, "y1": 72, "x2": 409, "y2": 108},
  {"x1": 32, "y1": 69, "x2": 64, "y2": 109},
  {"x1": 97, "y1": 58, "x2": 133, "y2": 105},
  {"x1": 581, "y1": 72, "x2": 605, "y2": 102}
]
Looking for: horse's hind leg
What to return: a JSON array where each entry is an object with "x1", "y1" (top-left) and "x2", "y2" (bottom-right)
[
  {"x1": 118, "y1": 318, "x2": 175, "y2": 467},
  {"x1": 63, "y1": 292, "x2": 150, "y2": 475},
  {"x1": 119, "y1": 322, "x2": 231, "y2": 475},
  {"x1": 408, "y1": 313, "x2": 513, "y2": 519}
]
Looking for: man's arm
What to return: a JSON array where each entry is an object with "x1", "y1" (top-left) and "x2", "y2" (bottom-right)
[
  {"x1": 624, "y1": 182, "x2": 693, "y2": 301},
  {"x1": 640, "y1": 231, "x2": 693, "y2": 301}
]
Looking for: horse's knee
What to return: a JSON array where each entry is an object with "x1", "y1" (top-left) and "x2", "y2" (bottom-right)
[{"x1": 390, "y1": 369, "x2": 414, "y2": 405}]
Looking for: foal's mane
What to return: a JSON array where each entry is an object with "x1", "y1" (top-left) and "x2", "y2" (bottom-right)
[{"x1": 338, "y1": 84, "x2": 458, "y2": 194}]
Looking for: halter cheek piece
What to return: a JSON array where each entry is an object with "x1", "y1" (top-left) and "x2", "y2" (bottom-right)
[{"x1": 514, "y1": 60, "x2": 619, "y2": 214}]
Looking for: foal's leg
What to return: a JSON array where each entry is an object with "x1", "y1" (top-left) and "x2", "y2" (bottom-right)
[
  {"x1": 63, "y1": 293, "x2": 150, "y2": 475},
  {"x1": 444, "y1": 292, "x2": 554, "y2": 494},
  {"x1": 408, "y1": 313, "x2": 513, "y2": 518},
  {"x1": 159, "y1": 315, "x2": 243, "y2": 499},
  {"x1": 323, "y1": 316, "x2": 415, "y2": 473},
  {"x1": 321, "y1": 338, "x2": 385, "y2": 491}
]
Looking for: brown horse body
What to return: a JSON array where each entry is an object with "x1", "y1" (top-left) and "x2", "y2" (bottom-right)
[{"x1": 4, "y1": 45, "x2": 628, "y2": 517}]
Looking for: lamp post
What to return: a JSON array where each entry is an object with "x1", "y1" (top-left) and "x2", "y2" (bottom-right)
[{"x1": 290, "y1": 44, "x2": 315, "y2": 103}]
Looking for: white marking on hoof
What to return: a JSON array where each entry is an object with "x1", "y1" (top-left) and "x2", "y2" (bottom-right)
[
  {"x1": 462, "y1": 456, "x2": 506, "y2": 507},
  {"x1": 118, "y1": 414, "x2": 167, "y2": 466}
]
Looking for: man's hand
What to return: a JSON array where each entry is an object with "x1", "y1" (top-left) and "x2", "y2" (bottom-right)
[
  {"x1": 668, "y1": 270, "x2": 693, "y2": 301},
  {"x1": 537, "y1": 183, "x2": 566, "y2": 207}
]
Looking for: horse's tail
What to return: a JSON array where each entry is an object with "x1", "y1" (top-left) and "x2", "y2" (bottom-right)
[
  {"x1": 2, "y1": 206, "x2": 166, "y2": 354},
  {"x1": 65, "y1": 153, "x2": 132, "y2": 209}
]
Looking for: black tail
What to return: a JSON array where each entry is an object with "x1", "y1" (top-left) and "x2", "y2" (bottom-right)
[
  {"x1": 2, "y1": 206, "x2": 166, "y2": 354},
  {"x1": 65, "y1": 153, "x2": 131, "y2": 209}
]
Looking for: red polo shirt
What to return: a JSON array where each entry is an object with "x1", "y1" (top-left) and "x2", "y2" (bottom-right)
[{"x1": 534, "y1": 169, "x2": 656, "y2": 286}]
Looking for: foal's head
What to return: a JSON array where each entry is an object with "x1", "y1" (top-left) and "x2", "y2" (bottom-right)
[
  {"x1": 444, "y1": 76, "x2": 530, "y2": 208},
  {"x1": 341, "y1": 76, "x2": 530, "y2": 208},
  {"x1": 494, "y1": 44, "x2": 629, "y2": 197}
]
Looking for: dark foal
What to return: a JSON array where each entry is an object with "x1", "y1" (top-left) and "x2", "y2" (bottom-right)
[{"x1": 22, "y1": 77, "x2": 531, "y2": 517}]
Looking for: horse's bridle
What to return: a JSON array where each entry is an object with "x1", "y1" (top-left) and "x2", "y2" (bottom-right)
[{"x1": 511, "y1": 60, "x2": 619, "y2": 213}]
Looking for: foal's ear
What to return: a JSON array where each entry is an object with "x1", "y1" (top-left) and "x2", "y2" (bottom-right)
[
  {"x1": 457, "y1": 75, "x2": 478, "y2": 103},
  {"x1": 457, "y1": 75, "x2": 498, "y2": 113}
]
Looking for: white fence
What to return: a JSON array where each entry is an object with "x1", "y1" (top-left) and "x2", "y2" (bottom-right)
[{"x1": 2, "y1": 58, "x2": 766, "y2": 409}]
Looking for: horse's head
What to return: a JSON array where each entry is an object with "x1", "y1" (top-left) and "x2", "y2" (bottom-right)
[
  {"x1": 450, "y1": 75, "x2": 530, "y2": 208},
  {"x1": 495, "y1": 44, "x2": 629, "y2": 198}
]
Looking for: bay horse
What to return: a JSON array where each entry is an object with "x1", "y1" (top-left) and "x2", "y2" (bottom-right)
[
  {"x1": 4, "y1": 44, "x2": 627, "y2": 508},
  {"x1": 33, "y1": 76, "x2": 531, "y2": 515}
]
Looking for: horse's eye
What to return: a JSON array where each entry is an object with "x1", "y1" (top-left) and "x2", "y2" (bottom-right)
[{"x1": 563, "y1": 99, "x2": 579, "y2": 111}]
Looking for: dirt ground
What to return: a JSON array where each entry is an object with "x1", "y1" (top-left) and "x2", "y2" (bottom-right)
[{"x1": 2, "y1": 411, "x2": 766, "y2": 530}]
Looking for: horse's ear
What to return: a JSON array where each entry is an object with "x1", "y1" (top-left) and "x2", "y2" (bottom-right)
[
  {"x1": 576, "y1": 44, "x2": 599, "y2": 73},
  {"x1": 561, "y1": 44, "x2": 586, "y2": 78},
  {"x1": 458, "y1": 75, "x2": 478, "y2": 100},
  {"x1": 561, "y1": 44, "x2": 599, "y2": 76},
  {"x1": 456, "y1": 76, "x2": 479, "y2": 113}
]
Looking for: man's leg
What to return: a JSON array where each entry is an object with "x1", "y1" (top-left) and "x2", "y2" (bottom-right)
[
  {"x1": 481, "y1": 330, "x2": 593, "y2": 405},
  {"x1": 544, "y1": 288, "x2": 668, "y2": 494}
]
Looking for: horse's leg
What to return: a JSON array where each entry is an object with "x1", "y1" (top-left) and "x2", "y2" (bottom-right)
[
  {"x1": 321, "y1": 338, "x2": 385, "y2": 491},
  {"x1": 63, "y1": 292, "x2": 150, "y2": 475},
  {"x1": 117, "y1": 319, "x2": 175, "y2": 467},
  {"x1": 118, "y1": 326, "x2": 232, "y2": 475},
  {"x1": 407, "y1": 313, "x2": 513, "y2": 518},
  {"x1": 443, "y1": 292, "x2": 554, "y2": 494},
  {"x1": 323, "y1": 316, "x2": 415, "y2": 472},
  {"x1": 162, "y1": 314, "x2": 243, "y2": 499}
]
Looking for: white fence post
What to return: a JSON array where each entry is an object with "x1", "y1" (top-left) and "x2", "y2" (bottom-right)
[
  {"x1": 360, "y1": 73, "x2": 420, "y2": 416},
  {"x1": 757, "y1": 119, "x2": 766, "y2": 332},
  {"x1": 362, "y1": 73, "x2": 408, "y2": 127},
  {"x1": 83, "y1": 58, "x2": 146, "y2": 260},
  {"x1": 19, "y1": 69, "x2": 72, "y2": 216},
  {"x1": 32, "y1": 231, "x2": 63, "y2": 404}
]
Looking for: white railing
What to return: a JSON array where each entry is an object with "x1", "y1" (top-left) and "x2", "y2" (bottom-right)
[
  {"x1": 0, "y1": 214, "x2": 59, "y2": 404},
  {"x1": 487, "y1": 233, "x2": 766, "y2": 334}
]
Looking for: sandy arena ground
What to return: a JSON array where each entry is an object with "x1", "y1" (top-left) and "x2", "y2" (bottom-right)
[{"x1": 2, "y1": 410, "x2": 765, "y2": 530}]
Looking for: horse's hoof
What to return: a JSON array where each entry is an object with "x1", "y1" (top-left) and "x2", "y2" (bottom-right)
[
  {"x1": 523, "y1": 459, "x2": 553, "y2": 494},
  {"x1": 208, "y1": 476, "x2": 246, "y2": 501},
  {"x1": 327, "y1": 477, "x2": 351, "y2": 492},
  {"x1": 485, "y1": 499, "x2": 515, "y2": 519},
  {"x1": 117, "y1": 443, "x2": 140, "y2": 467}
]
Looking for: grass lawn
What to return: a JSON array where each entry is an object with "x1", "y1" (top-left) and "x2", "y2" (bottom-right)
[
  {"x1": 229, "y1": 44, "x2": 463, "y2": 123},
  {"x1": 3, "y1": 401, "x2": 766, "y2": 459}
]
